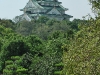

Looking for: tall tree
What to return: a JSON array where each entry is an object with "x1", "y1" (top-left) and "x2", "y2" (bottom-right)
[
  {"x1": 63, "y1": 17, "x2": 100, "y2": 75},
  {"x1": 89, "y1": 0, "x2": 100, "y2": 16}
]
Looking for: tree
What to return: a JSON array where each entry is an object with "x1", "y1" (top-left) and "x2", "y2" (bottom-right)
[
  {"x1": 28, "y1": 34, "x2": 66, "y2": 75},
  {"x1": 0, "y1": 19, "x2": 15, "y2": 30},
  {"x1": 26, "y1": 35, "x2": 43, "y2": 56},
  {"x1": 46, "y1": 19, "x2": 58, "y2": 26},
  {"x1": 3, "y1": 56, "x2": 28, "y2": 75},
  {"x1": 37, "y1": 16, "x2": 49, "y2": 24},
  {"x1": 2, "y1": 39, "x2": 29, "y2": 59},
  {"x1": 63, "y1": 18, "x2": 100, "y2": 75},
  {"x1": 89, "y1": 0, "x2": 100, "y2": 16},
  {"x1": 15, "y1": 20, "x2": 34, "y2": 36},
  {"x1": 0, "y1": 34, "x2": 30, "y2": 73}
]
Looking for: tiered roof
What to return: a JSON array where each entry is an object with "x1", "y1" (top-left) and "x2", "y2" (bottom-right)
[{"x1": 15, "y1": 0, "x2": 73, "y2": 22}]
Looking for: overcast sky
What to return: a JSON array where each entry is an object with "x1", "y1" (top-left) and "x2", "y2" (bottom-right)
[{"x1": 0, "y1": 0, "x2": 95, "y2": 20}]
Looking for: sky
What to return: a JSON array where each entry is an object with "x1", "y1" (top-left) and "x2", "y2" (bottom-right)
[{"x1": 0, "y1": 0, "x2": 95, "y2": 20}]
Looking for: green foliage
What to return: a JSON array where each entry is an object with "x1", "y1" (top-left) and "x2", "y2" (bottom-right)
[
  {"x1": 37, "y1": 16, "x2": 49, "y2": 24},
  {"x1": 46, "y1": 19, "x2": 58, "y2": 26},
  {"x1": 21, "y1": 53, "x2": 33, "y2": 69},
  {"x1": 54, "y1": 62, "x2": 64, "y2": 75},
  {"x1": 15, "y1": 20, "x2": 34, "y2": 36},
  {"x1": 0, "y1": 16, "x2": 86, "y2": 75},
  {"x1": 0, "y1": 38, "x2": 2, "y2": 51},
  {"x1": 26, "y1": 35, "x2": 43, "y2": 56},
  {"x1": 15, "y1": 17, "x2": 81, "y2": 40},
  {"x1": 27, "y1": 34, "x2": 67, "y2": 75},
  {"x1": 0, "y1": 19, "x2": 15, "y2": 29},
  {"x1": 55, "y1": 62, "x2": 64, "y2": 67},
  {"x1": 5, "y1": 60, "x2": 13, "y2": 65},
  {"x1": 0, "y1": 25, "x2": 13, "y2": 37},
  {"x1": 2, "y1": 38, "x2": 30, "y2": 58},
  {"x1": 11, "y1": 56, "x2": 21, "y2": 61},
  {"x1": 89, "y1": 0, "x2": 100, "y2": 9},
  {"x1": 54, "y1": 71, "x2": 63, "y2": 75},
  {"x1": 3, "y1": 56, "x2": 28, "y2": 75},
  {"x1": 89, "y1": 0, "x2": 100, "y2": 16},
  {"x1": 63, "y1": 18, "x2": 100, "y2": 75},
  {"x1": 16, "y1": 67, "x2": 28, "y2": 74}
]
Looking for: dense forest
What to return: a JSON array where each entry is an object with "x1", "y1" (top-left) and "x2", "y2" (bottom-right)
[
  {"x1": 0, "y1": 16, "x2": 84, "y2": 75},
  {"x1": 0, "y1": 0, "x2": 100, "y2": 75}
]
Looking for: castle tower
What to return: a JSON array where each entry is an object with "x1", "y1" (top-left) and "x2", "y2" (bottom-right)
[{"x1": 15, "y1": 0, "x2": 72, "y2": 22}]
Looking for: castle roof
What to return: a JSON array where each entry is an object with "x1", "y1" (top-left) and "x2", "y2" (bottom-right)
[{"x1": 16, "y1": 0, "x2": 73, "y2": 22}]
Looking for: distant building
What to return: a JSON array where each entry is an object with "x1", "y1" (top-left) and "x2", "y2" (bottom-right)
[{"x1": 14, "y1": 0, "x2": 73, "y2": 22}]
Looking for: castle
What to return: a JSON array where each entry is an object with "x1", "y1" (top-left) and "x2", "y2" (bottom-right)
[{"x1": 14, "y1": 0, "x2": 72, "y2": 22}]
